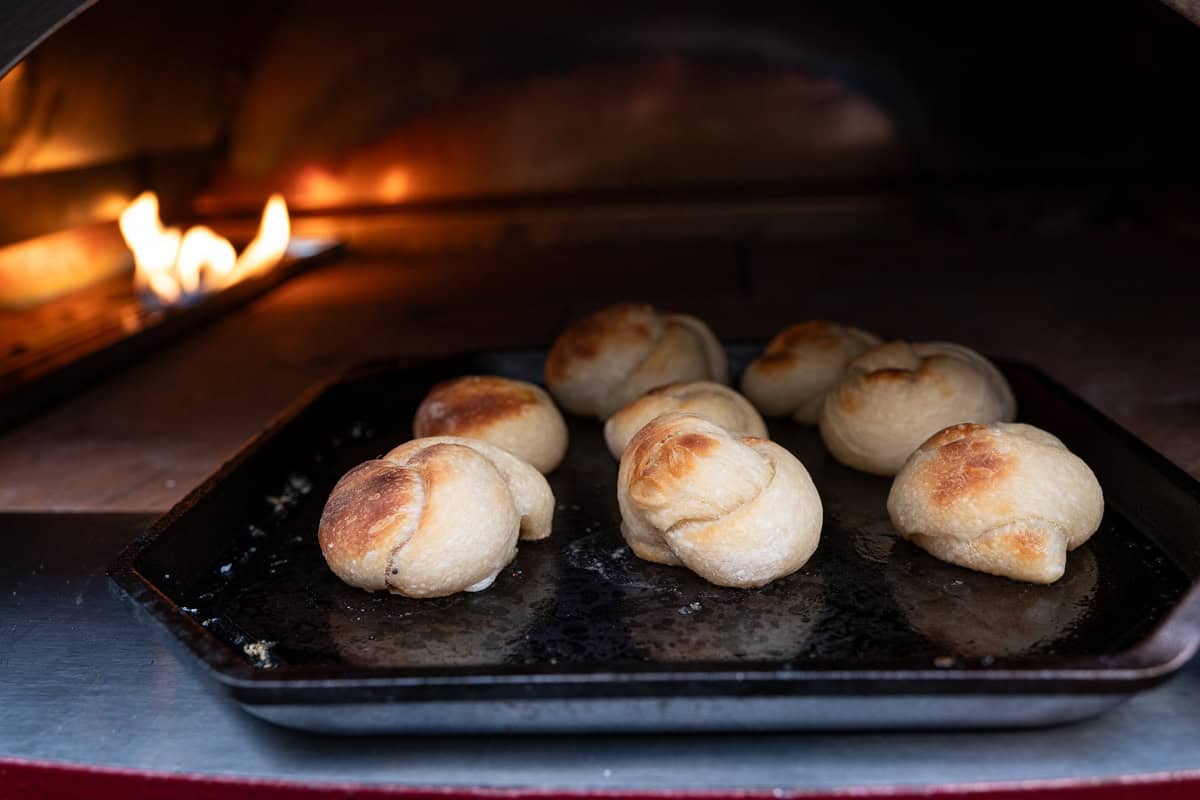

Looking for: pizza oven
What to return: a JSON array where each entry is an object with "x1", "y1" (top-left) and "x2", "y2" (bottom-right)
[
  {"x1": 4, "y1": 0, "x2": 1200, "y2": 513},
  {"x1": 4, "y1": 1, "x2": 1200, "y2": 794},
  {"x1": 0, "y1": 2, "x2": 1196, "y2": 490},
  {"x1": 2, "y1": 0, "x2": 1199, "y2": 508}
]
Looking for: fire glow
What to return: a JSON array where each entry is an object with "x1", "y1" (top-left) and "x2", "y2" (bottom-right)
[{"x1": 119, "y1": 192, "x2": 290, "y2": 308}]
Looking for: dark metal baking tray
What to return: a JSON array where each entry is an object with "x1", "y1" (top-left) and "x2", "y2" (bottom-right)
[{"x1": 108, "y1": 345, "x2": 1200, "y2": 734}]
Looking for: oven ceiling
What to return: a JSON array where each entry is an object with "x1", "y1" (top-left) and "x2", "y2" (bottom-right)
[{"x1": 1, "y1": 0, "x2": 1200, "y2": 247}]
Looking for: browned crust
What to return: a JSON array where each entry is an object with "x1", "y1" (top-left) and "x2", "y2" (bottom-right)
[
  {"x1": 625, "y1": 416, "x2": 718, "y2": 494},
  {"x1": 413, "y1": 376, "x2": 539, "y2": 437},
  {"x1": 751, "y1": 322, "x2": 843, "y2": 376},
  {"x1": 318, "y1": 460, "x2": 420, "y2": 557},
  {"x1": 922, "y1": 525, "x2": 1048, "y2": 574},
  {"x1": 831, "y1": 366, "x2": 916, "y2": 415},
  {"x1": 544, "y1": 303, "x2": 655, "y2": 382},
  {"x1": 861, "y1": 367, "x2": 916, "y2": 385},
  {"x1": 833, "y1": 384, "x2": 863, "y2": 413},
  {"x1": 628, "y1": 428, "x2": 719, "y2": 503},
  {"x1": 646, "y1": 381, "x2": 691, "y2": 396},
  {"x1": 922, "y1": 431, "x2": 1012, "y2": 506},
  {"x1": 674, "y1": 432, "x2": 719, "y2": 455},
  {"x1": 624, "y1": 416, "x2": 678, "y2": 479},
  {"x1": 992, "y1": 528, "x2": 1047, "y2": 566},
  {"x1": 404, "y1": 442, "x2": 459, "y2": 479},
  {"x1": 397, "y1": 443, "x2": 465, "y2": 532},
  {"x1": 753, "y1": 350, "x2": 799, "y2": 374},
  {"x1": 909, "y1": 525, "x2": 1049, "y2": 575},
  {"x1": 834, "y1": 357, "x2": 952, "y2": 414},
  {"x1": 920, "y1": 422, "x2": 988, "y2": 452},
  {"x1": 771, "y1": 321, "x2": 842, "y2": 351}
]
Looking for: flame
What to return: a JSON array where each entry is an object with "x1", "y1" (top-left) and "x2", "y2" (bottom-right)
[
  {"x1": 118, "y1": 191, "x2": 290, "y2": 307},
  {"x1": 119, "y1": 192, "x2": 183, "y2": 304},
  {"x1": 178, "y1": 226, "x2": 236, "y2": 292},
  {"x1": 233, "y1": 194, "x2": 290, "y2": 281}
]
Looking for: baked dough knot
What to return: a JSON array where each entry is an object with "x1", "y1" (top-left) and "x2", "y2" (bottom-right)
[
  {"x1": 413, "y1": 375, "x2": 568, "y2": 473},
  {"x1": 319, "y1": 436, "x2": 553, "y2": 598},
  {"x1": 545, "y1": 303, "x2": 728, "y2": 418},
  {"x1": 887, "y1": 422, "x2": 1103, "y2": 583},
  {"x1": 741, "y1": 321, "x2": 881, "y2": 423},
  {"x1": 617, "y1": 412, "x2": 822, "y2": 588},
  {"x1": 819, "y1": 340, "x2": 1017, "y2": 476},
  {"x1": 603, "y1": 380, "x2": 767, "y2": 459}
]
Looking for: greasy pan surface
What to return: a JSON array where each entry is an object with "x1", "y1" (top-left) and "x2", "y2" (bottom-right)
[{"x1": 110, "y1": 346, "x2": 1200, "y2": 729}]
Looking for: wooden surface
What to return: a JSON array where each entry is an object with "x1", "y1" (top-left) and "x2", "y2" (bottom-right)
[{"x1": 0, "y1": 233, "x2": 1196, "y2": 511}]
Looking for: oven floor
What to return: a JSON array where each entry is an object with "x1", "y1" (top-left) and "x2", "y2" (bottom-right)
[
  {"x1": 3, "y1": 512, "x2": 1200, "y2": 792},
  {"x1": 0, "y1": 235, "x2": 1196, "y2": 512}
]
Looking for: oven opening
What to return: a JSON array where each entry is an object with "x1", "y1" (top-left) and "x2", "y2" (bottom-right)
[
  {"x1": 0, "y1": 0, "x2": 1198, "y2": 493},
  {"x1": 0, "y1": 0, "x2": 931, "y2": 431}
]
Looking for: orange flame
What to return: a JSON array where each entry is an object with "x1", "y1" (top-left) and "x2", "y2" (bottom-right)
[
  {"x1": 178, "y1": 226, "x2": 236, "y2": 292},
  {"x1": 118, "y1": 191, "x2": 290, "y2": 307},
  {"x1": 119, "y1": 192, "x2": 183, "y2": 305},
  {"x1": 232, "y1": 194, "x2": 290, "y2": 281}
]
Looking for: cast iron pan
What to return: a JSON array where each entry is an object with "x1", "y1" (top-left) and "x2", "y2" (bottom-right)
[{"x1": 109, "y1": 345, "x2": 1200, "y2": 733}]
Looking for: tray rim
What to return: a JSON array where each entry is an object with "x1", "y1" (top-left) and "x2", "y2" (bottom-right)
[{"x1": 107, "y1": 349, "x2": 1200, "y2": 699}]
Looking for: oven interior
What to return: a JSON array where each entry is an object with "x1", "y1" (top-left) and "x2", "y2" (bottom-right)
[{"x1": 0, "y1": 0, "x2": 1198, "y2": 511}]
